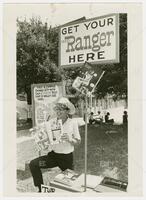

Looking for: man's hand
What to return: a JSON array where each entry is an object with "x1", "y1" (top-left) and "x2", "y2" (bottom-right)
[
  {"x1": 61, "y1": 133, "x2": 81, "y2": 145},
  {"x1": 61, "y1": 133, "x2": 70, "y2": 142}
]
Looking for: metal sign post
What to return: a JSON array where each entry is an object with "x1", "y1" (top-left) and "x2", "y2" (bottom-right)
[
  {"x1": 71, "y1": 61, "x2": 105, "y2": 192},
  {"x1": 84, "y1": 94, "x2": 88, "y2": 192}
]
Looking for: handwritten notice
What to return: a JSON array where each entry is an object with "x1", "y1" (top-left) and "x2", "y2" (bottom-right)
[{"x1": 31, "y1": 82, "x2": 65, "y2": 126}]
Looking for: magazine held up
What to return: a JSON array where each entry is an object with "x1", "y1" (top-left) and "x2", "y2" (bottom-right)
[{"x1": 29, "y1": 118, "x2": 63, "y2": 151}]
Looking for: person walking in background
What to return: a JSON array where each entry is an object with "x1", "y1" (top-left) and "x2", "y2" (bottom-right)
[
  {"x1": 29, "y1": 97, "x2": 81, "y2": 192},
  {"x1": 123, "y1": 111, "x2": 128, "y2": 125}
]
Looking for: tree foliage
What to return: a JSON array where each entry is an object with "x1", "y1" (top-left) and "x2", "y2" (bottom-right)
[
  {"x1": 95, "y1": 14, "x2": 127, "y2": 99},
  {"x1": 17, "y1": 18, "x2": 62, "y2": 104}
]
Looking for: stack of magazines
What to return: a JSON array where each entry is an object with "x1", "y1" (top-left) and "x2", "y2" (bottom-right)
[
  {"x1": 50, "y1": 169, "x2": 128, "y2": 193},
  {"x1": 94, "y1": 176, "x2": 128, "y2": 192},
  {"x1": 50, "y1": 169, "x2": 84, "y2": 192}
]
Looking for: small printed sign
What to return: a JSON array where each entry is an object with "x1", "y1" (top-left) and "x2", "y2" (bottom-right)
[{"x1": 41, "y1": 184, "x2": 55, "y2": 193}]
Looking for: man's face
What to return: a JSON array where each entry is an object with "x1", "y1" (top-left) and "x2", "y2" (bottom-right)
[{"x1": 54, "y1": 105, "x2": 69, "y2": 120}]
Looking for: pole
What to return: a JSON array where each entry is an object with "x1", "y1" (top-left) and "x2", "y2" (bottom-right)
[
  {"x1": 84, "y1": 95, "x2": 88, "y2": 192},
  {"x1": 90, "y1": 94, "x2": 92, "y2": 113}
]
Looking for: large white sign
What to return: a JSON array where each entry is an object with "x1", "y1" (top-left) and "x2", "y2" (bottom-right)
[
  {"x1": 59, "y1": 14, "x2": 119, "y2": 67},
  {"x1": 31, "y1": 82, "x2": 65, "y2": 126}
]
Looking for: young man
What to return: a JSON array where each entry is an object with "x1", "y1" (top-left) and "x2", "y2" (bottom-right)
[{"x1": 29, "y1": 97, "x2": 81, "y2": 192}]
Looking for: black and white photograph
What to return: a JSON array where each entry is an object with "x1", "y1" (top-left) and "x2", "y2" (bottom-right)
[{"x1": 3, "y1": 2, "x2": 143, "y2": 197}]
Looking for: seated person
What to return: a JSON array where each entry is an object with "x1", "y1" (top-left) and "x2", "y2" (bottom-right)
[
  {"x1": 89, "y1": 112, "x2": 96, "y2": 124},
  {"x1": 29, "y1": 97, "x2": 81, "y2": 192},
  {"x1": 94, "y1": 111, "x2": 103, "y2": 124},
  {"x1": 105, "y1": 112, "x2": 114, "y2": 124},
  {"x1": 89, "y1": 111, "x2": 103, "y2": 125}
]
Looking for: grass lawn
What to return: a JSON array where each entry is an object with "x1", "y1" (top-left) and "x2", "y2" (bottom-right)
[
  {"x1": 17, "y1": 119, "x2": 32, "y2": 132},
  {"x1": 17, "y1": 123, "x2": 128, "y2": 192},
  {"x1": 74, "y1": 124, "x2": 128, "y2": 182}
]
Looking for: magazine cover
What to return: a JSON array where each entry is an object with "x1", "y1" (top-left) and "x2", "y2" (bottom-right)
[
  {"x1": 50, "y1": 169, "x2": 84, "y2": 192},
  {"x1": 3, "y1": 1, "x2": 143, "y2": 198},
  {"x1": 53, "y1": 169, "x2": 81, "y2": 186},
  {"x1": 29, "y1": 125, "x2": 50, "y2": 151},
  {"x1": 30, "y1": 118, "x2": 63, "y2": 151},
  {"x1": 72, "y1": 62, "x2": 105, "y2": 96},
  {"x1": 94, "y1": 176, "x2": 128, "y2": 192},
  {"x1": 46, "y1": 118, "x2": 63, "y2": 145}
]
